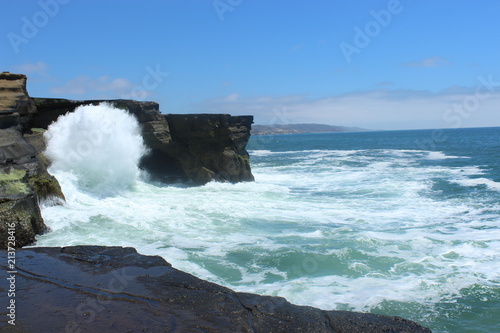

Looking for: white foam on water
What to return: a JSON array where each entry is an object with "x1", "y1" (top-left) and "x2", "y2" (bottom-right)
[
  {"x1": 426, "y1": 151, "x2": 470, "y2": 160},
  {"x1": 452, "y1": 177, "x2": 500, "y2": 191},
  {"x1": 248, "y1": 149, "x2": 274, "y2": 156},
  {"x1": 37, "y1": 137, "x2": 500, "y2": 324}
]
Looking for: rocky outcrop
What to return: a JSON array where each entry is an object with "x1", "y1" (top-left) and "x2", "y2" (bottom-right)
[
  {"x1": 161, "y1": 114, "x2": 254, "y2": 184},
  {"x1": 30, "y1": 98, "x2": 254, "y2": 184},
  {"x1": 0, "y1": 246, "x2": 432, "y2": 332},
  {"x1": 1, "y1": 72, "x2": 254, "y2": 248},
  {"x1": 0, "y1": 73, "x2": 64, "y2": 249},
  {"x1": 0, "y1": 72, "x2": 37, "y2": 130}
]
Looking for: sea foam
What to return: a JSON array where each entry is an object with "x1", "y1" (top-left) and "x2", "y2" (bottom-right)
[{"x1": 37, "y1": 128, "x2": 500, "y2": 333}]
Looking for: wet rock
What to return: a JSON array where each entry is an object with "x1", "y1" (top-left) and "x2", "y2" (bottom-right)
[
  {"x1": 0, "y1": 194, "x2": 45, "y2": 249},
  {"x1": 0, "y1": 128, "x2": 63, "y2": 248},
  {"x1": 0, "y1": 246, "x2": 432, "y2": 332}
]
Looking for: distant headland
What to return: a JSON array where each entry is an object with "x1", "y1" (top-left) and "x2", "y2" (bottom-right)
[{"x1": 252, "y1": 123, "x2": 370, "y2": 135}]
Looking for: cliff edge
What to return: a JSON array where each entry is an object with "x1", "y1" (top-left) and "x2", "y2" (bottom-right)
[
  {"x1": 0, "y1": 73, "x2": 64, "y2": 249},
  {"x1": 0, "y1": 246, "x2": 431, "y2": 332},
  {"x1": 0, "y1": 72, "x2": 254, "y2": 248}
]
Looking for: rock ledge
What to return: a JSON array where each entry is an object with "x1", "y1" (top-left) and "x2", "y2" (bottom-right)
[{"x1": 0, "y1": 246, "x2": 432, "y2": 333}]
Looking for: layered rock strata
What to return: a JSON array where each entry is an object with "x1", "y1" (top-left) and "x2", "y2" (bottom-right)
[{"x1": 0, "y1": 73, "x2": 64, "y2": 249}]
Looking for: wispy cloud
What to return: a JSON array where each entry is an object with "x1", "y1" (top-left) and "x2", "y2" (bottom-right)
[
  {"x1": 222, "y1": 93, "x2": 240, "y2": 102},
  {"x1": 291, "y1": 44, "x2": 304, "y2": 51},
  {"x1": 377, "y1": 81, "x2": 394, "y2": 87},
  {"x1": 402, "y1": 56, "x2": 451, "y2": 68},
  {"x1": 14, "y1": 61, "x2": 49, "y2": 76},
  {"x1": 50, "y1": 75, "x2": 149, "y2": 99},
  {"x1": 196, "y1": 85, "x2": 500, "y2": 130}
]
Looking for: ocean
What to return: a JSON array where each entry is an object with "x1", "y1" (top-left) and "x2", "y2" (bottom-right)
[{"x1": 35, "y1": 107, "x2": 500, "y2": 332}]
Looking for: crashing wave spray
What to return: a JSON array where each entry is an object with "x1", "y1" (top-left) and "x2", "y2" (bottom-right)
[{"x1": 44, "y1": 103, "x2": 147, "y2": 195}]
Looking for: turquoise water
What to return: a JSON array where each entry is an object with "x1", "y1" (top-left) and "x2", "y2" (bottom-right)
[
  {"x1": 37, "y1": 115, "x2": 500, "y2": 333},
  {"x1": 247, "y1": 128, "x2": 500, "y2": 332}
]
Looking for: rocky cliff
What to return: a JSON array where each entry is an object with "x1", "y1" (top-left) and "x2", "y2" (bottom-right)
[
  {"x1": 31, "y1": 98, "x2": 254, "y2": 184},
  {"x1": 0, "y1": 73, "x2": 433, "y2": 332},
  {"x1": 0, "y1": 73, "x2": 36, "y2": 129},
  {"x1": 0, "y1": 72, "x2": 253, "y2": 248},
  {"x1": 0, "y1": 246, "x2": 431, "y2": 332},
  {"x1": 0, "y1": 73, "x2": 64, "y2": 249}
]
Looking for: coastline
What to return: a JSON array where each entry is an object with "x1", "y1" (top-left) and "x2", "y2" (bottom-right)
[{"x1": 1, "y1": 73, "x2": 432, "y2": 332}]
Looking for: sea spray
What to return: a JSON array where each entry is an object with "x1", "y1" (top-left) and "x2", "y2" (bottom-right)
[{"x1": 44, "y1": 103, "x2": 148, "y2": 196}]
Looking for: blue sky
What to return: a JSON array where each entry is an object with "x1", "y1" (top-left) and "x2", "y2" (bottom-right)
[{"x1": 2, "y1": 0, "x2": 500, "y2": 130}]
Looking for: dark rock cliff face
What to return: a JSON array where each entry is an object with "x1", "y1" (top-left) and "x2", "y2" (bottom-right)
[
  {"x1": 0, "y1": 73, "x2": 254, "y2": 248},
  {"x1": 0, "y1": 246, "x2": 432, "y2": 333},
  {"x1": 31, "y1": 98, "x2": 254, "y2": 185},
  {"x1": 161, "y1": 114, "x2": 254, "y2": 184},
  {"x1": 0, "y1": 73, "x2": 64, "y2": 249}
]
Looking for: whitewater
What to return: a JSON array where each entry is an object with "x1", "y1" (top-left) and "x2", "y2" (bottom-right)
[{"x1": 35, "y1": 105, "x2": 500, "y2": 333}]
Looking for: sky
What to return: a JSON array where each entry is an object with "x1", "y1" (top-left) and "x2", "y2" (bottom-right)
[{"x1": 1, "y1": 0, "x2": 500, "y2": 130}]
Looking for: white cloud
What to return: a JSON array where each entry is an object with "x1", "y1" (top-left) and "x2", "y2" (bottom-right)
[
  {"x1": 50, "y1": 75, "x2": 151, "y2": 99},
  {"x1": 402, "y1": 56, "x2": 451, "y2": 68},
  {"x1": 196, "y1": 85, "x2": 500, "y2": 130},
  {"x1": 222, "y1": 93, "x2": 240, "y2": 102}
]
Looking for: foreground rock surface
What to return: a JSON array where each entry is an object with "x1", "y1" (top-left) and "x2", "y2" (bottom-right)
[{"x1": 0, "y1": 246, "x2": 431, "y2": 333}]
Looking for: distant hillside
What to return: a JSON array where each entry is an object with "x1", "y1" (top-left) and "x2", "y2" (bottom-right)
[{"x1": 251, "y1": 123, "x2": 369, "y2": 135}]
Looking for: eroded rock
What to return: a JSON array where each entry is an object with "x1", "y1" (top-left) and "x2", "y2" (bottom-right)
[
  {"x1": 0, "y1": 128, "x2": 64, "y2": 248},
  {"x1": 0, "y1": 72, "x2": 36, "y2": 130},
  {"x1": 0, "y1": 74, "x2": 64, "y2": 249}
]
